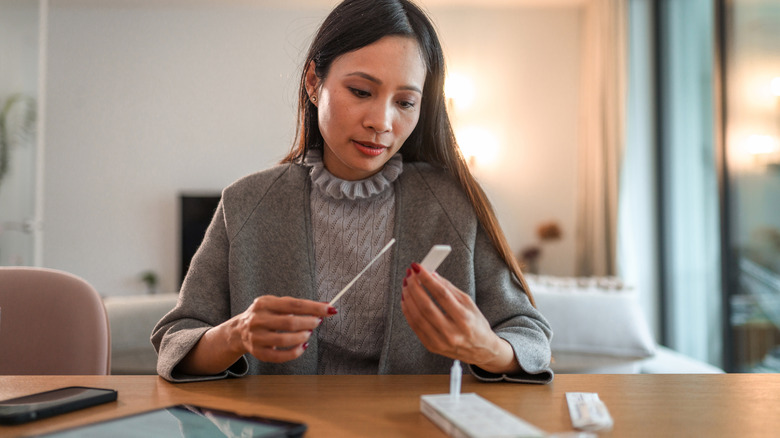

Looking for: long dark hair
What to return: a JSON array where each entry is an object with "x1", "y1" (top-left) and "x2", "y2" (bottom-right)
[{"x1": 281, "y1": 0, "x2": 534, "y2": 305}]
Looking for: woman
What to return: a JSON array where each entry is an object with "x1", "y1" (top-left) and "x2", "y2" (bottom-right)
[{"x1": 152, "y1": 0, "x2": 552, "y2": 384}]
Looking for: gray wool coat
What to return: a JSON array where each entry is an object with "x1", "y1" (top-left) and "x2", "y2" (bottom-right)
[{"x1": 151, "y1": 160, "x2": 553, "y2": 384}]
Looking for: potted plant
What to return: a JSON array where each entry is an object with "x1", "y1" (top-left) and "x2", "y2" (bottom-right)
[
  {"x1": 140, "y1": 270, "x2": 159, "y2": 294},
  {"x1": 520, "y1": 221, "x2": 563, "y2": 274}
]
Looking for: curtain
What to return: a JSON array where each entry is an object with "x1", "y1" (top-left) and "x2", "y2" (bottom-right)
[{"x1": 575, "y1": 0, "x2": 628, "y2": 277}]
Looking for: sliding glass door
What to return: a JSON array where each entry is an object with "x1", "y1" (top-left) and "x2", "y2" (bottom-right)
[{"x1": 723, "y1": 0, "x2": 780, "y2": 373}]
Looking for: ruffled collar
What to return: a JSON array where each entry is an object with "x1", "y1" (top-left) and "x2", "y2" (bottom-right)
[{"x1": 304, "y1": 149, "x2": 403, "y2": 200}]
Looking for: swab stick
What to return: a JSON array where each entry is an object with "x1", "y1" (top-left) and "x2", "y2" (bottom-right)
[{"x1": 328, "y1": 238, "x2": 396, "y2": 306}]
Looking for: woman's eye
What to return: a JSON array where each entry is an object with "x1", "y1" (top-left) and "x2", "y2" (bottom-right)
[
  {"x1": 399, "y1": 100, "x2": 416, "y2": 110},
  {"x1": 349, "y1": 87, "x2": 370, "y2": 98}
]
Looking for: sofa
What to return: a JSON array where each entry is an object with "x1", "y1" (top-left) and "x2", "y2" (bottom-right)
[
  {"x1": 103, "y1": 293, "x2": 178, "y2": 374},
  {"x1": 529, "y1": 274, "x2": 723, "y2": 374}
]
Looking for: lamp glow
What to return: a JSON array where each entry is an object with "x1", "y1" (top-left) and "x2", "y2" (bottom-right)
[
  {"x1": 744, "y1": 134, "x2": 779, "y2": 155},
  {"x1": 771, "y1": 77, "x2": 780, "y2": 97},
  {"x1": 456, "y1": 126, "x2": 499, "y2": 165},
  {"x1": 445, "y1": 73, "x2": 475, "y2": 110}
]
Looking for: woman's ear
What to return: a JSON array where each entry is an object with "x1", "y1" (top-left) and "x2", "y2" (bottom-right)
[{"x1": 305, "y1": 60, "x2": 320, "y2": 106}]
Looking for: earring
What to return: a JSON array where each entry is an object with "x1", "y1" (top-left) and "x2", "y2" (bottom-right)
[{"x1": 311, "y1": 95, "x2": 317, "y2": 103}]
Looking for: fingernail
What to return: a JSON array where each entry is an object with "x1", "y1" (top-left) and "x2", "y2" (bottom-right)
[
  {"x1": 403, "y1": 277, "x2": 408, "y2": 287},
  {"x1": 406, "y1": 268, "x2": 412, "y2": 278},
  {"x1": 308, "y1": 329, "x2": 313, "y2": 334},
  {"x1": 401, "y1": 292, "x2": 405, "y2": 302},
  {"x1": 411, "y1": 263, "x2": 421, "y2": 274},
  {"x1": 317, "y1": 318, "x2": 323, "y2": 326},
  {"x1": 303, "y1": 342, "x2": 309, "y2": 350},
  {"x1": 327, "y1": 306, "x2": 338, "y2": 315}
]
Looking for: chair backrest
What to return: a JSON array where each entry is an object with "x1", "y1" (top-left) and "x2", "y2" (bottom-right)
[{"x1": 0, "y1": 267, "x2": 111, "y2": 375}]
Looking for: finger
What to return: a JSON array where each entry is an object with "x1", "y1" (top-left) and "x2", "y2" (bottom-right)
[
  {"x1": 400, "y1": 293, "x2": 447, "y2": 354},
  {"x1": 404, "y1": 273, "x2": 454, "y2": 332},
  {"x1": 409, "y1": 265, "x2": 469, "y2": 323},
  {"x1": 401, "y1": 293, "x2": 464, "y2": 360},
  {"x1": 434, "y1": 273, "x2": 476, "y2": 308},
  {"x1": 248, "y1": 313, "x2": 322, "y2": 333},
  {"x1": 430, "y1": 277, "x2": 480, "y2": 335},
  {"x1": 251, "y1": 342, "x2": 309, "y2": 363},
  {"x1": 401, "y1": 286, "x2": 440, "y2": 338},
  {"x1": 244, "y1": 326, "x2": 312, "y2": 352},
  {"x1": 406, "y1": 268, "x2": 490, "y2": 358},
  {"x1": 402, "y1": 278, "x2": 456, "y2": 352},
  {"x1": 255, "y1": 328, "x2": 313, "y2": 348},
  {"x1": 252, "y1": 296, "x2": 334, "y2": 318}
]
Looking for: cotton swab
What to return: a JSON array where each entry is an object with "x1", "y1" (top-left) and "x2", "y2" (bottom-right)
[{"x1": 328, "y1": 238, "x2": 396, "y2": 306}]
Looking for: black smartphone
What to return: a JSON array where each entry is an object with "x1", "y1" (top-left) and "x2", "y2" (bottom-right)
[{"x1": 0, "y1": 386, "x2": 117, "y2": 425}]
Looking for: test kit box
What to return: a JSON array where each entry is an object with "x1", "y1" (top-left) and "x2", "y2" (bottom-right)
[{"x1": 420, "y1": 393, "x2": 545, "y2": 438}]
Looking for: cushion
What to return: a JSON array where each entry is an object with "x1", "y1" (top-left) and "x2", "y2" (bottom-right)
[
  {"x1": 528, "y1": 275, "x2": 656, "y2": 374},
  {"x1": 640, "y1": 345, "x2": 724, "y2": 374},
  {"x1": 103, "y1": 293, "x2": 178, "y2": 374}
]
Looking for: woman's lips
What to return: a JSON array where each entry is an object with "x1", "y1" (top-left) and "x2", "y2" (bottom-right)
[{"x1": 353, "y1": 140, "x2": 387, "y2": 156}]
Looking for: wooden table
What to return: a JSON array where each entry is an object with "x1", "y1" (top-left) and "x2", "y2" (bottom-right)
[{"x1": 1, "y1": 374, "x2": 779, "y2": 437}]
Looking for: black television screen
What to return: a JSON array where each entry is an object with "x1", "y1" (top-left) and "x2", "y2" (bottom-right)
[{"x1": 180, "y1": 193, "x2": 221, "y2": 286}]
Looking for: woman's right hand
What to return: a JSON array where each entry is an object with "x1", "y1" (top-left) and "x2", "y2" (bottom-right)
[
  {"x1": 177, "y1": 296, "x2": 336, "y2": 375},
  {"x1": 231, "y1": 296, "x2": 336, "y2": 363}
]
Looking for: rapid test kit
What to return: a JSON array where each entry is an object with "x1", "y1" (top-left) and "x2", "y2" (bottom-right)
[
  {"x1": 420, "y1": 370, "x2": 612, "y2": 438},
  {"x1": 416, "y1": 245, "x2": 612, "y2": 438}
]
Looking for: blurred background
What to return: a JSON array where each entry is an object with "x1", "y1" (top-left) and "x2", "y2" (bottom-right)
[{"x1": 1, "y1": 0, "x2": 779, "y2": 373}]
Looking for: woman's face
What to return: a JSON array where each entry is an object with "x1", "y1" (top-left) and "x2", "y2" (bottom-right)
[{"x1": 307, "y1": 36, "x2": 426, "y2": 181}]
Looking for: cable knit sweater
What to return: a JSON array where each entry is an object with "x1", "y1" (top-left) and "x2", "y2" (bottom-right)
[
  {"x1": 151, "y1": 156, "x2": 553, "y2": 384},
  {"x1": 305, "y1": 150, "x2": 401, "y2": 374}
]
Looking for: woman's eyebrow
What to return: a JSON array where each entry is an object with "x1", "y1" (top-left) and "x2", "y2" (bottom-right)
[{"x1": 346, "y1": 71, "x2": 422, "y2": 94}]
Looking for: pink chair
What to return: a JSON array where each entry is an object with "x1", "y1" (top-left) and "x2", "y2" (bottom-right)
[{"x1": 0, "y1": 267, "x2": 111, "y2": 375}]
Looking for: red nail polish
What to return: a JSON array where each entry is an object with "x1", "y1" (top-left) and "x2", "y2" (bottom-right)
[
  {"x1": 403, "y1": 277, "x2": 408, "y2": 287},
  {"x1": 303, "y1": 342, "x2": 309, "y2": 350},
  {"x1": 411, "y1": 263, "x2": 421, "y2": 274},
  {"x1": 406, "y1": 268, "x2": 412, "y2": 278},
  {"x1": 317, "y1": 318, "x2": 323, "y2": 326},
  {"x1": 401, "y1": 292, "x2": 405, "y2": 302},
  {"x1": 327, "y1": 306, "x2": 338, "y2": 315}
]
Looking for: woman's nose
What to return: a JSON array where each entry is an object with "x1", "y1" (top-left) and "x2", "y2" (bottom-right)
[{"x1": 363, "y1": 102, "x2": 392, "y2": 133}]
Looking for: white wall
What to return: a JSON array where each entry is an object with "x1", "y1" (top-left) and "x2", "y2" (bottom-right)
[
  {"x1": 43, "y1": 0, "x2": 581, "y2": 296},
  {"x1": 433, "y1": 7, "x2": 580, "y2": 278}
]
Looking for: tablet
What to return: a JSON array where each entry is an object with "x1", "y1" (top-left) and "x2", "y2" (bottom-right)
[{"x1": 35, "y1": 404, "x2": 307, "y2": 438}]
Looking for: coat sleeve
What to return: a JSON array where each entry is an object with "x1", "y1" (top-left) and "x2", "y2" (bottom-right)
[
  {"x1": 469, "y1": 226, "x2": 554, "y2": 384},
  {"x1": 150, "y1": 200, "x2": 249, "y2": 382}
]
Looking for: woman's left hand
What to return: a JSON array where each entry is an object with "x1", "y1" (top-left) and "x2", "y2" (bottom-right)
[{"x1": 401, "y1": 263, "x2": 521, "y2": 375}]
